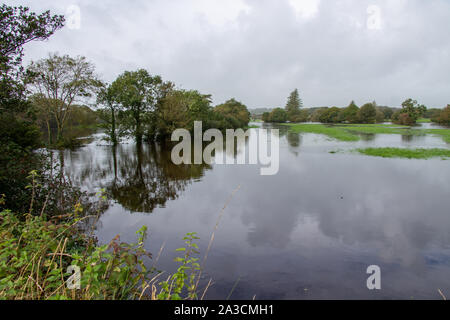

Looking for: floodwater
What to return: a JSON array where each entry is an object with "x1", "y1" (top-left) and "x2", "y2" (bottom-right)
[{"x1": 62, "y1": 123, "x2": 450, "y2": 299}]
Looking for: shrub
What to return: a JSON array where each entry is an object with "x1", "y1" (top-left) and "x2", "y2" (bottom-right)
[
  {"x1": 214, "y1": 98, "x2": 250, "y2": 129},
  {"x1": 0, "y1": 113, "x2": 41, "y2": 150},
  {"x1": 396, "y1": 113, "x2": 415, "y2": 126},
  {"x1": 0, "y1": 195, "x2": 203, "y2": 300},
  {"x1": 288, "y1": 109, "x2": 309, "y2": 123},
  {"x1": 264, "y1": 108, "x2": 287, "y2": 123},
  {"x1": 403, "y1": 99, "x2": 426, "y2": 122},
  {"x1": 319, "y1": 107, "x2": 341, "y2": 123},
  {"x1": 0, "y1": 206, "x2": 154, "y2": 300},
  {"x1": 432, "y1": 105, "x2": 450, "y2": 125},
  {"x1": 157, "y1": 232, "x2": 201, "y2": 300}
]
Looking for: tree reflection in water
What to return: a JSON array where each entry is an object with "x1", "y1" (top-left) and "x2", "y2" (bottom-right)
[
  {"x1": 62, "y1": 139, "x2": 212, "y2": 213},
  {"x1": 110, "y1": 142, "x2": 211, "y2": 212}
]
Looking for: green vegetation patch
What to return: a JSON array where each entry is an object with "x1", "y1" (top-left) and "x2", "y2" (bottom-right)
[
  {"x1": 424, "y1": 129, "x2": 450, "y2": 143},
  {"x1": 343, "y1": 125, "x2": 416, "y2": 135},
  {"x1": 346, "y1": 126, "x2": 450, "y2": 143},
  {"x1": 285, "y1": 123, "x2": 450, "y2": 143},
  {"x1": 337, "y1": 123, "x2": 410, "y2": 128},
  {"x1": 356, "y1": 147, "x2": 450, "y2": 159},
  {"x1": 285, "y1": 124, "x2": 359, "y2": 141}
]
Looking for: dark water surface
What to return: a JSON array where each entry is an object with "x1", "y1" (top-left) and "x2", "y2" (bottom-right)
[{"x1": 63, "y1": 124, "x2": 450, "y2": 299}]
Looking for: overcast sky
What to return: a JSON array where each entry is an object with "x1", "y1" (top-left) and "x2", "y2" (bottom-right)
[{"x1": 6, "y1": 0, "x2": 450, "y2": 108}]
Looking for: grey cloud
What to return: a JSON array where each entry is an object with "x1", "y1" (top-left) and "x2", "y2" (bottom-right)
[{"x1": 5, "y1": 0, "x2": 450, "y2": 108}]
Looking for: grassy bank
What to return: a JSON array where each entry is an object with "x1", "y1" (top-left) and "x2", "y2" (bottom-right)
[
  {"x1": 0, "y1": 176, "x2": 203, "y2": 300},
  {"x1": 356, "y1": 148, "x2": 450, "y2": 159}
]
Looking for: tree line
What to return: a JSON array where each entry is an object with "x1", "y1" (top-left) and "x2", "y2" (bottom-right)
[
  {"x1": 2, "y1": 4, "x2": 251, "y2": 150},
  {"x1": 429, "y1": 105, "x2": 450, "y2": 125},
  {"x1": 262, "y1": 89, "x2": 449, "y2": 126},
  {"x1": 26, "y1": 57, "x2": 250, "y2": 147},
  {"x1": 0, "y1": 3, "x2": 251, "y2": 213}
]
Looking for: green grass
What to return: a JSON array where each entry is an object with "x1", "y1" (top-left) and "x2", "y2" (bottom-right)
[
  {"x1": 336, "y1": 123, "x2": 409, "y2": 128},
  {"x1": 356, "y1": 147, "x2": 450, "y2": 159},
  {"x1": 346, "y1": 126, "x2": 450, "y2": 143},
  {"x1": 344, "y1": 125, "x2": 419, "y2": 135},
  {"x1": 417, "y1": 118, "x2": 431, "y2": 123},
  {"x1": 424, "y1": 129, "x2": 450, "y2": 143},
  {"x1": 285, "y1": 124, "x2": 359, "y2": 141},
  {"x1": 284, "y1": 123, "x2": 450, "y2": 143}
]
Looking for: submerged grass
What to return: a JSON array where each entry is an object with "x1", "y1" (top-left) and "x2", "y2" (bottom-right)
[
  {"x1": 344, "y1": 126, "x2": 416, "y2": 135},
  {"x1": 284, "y1": 124, "x2": 359, "y2": 141},
  {"x1": 284, "y1": 123, "x2": 450, "y2": 143},
  {"x1": 336, "y1": 123, "x2": 410, "y2": 128},
  {"x1": 424, "y1": 129, "x2": 450, "y2": 143},
  {"x1": 356, "y1": 147, "x2": 450, "y2": 159}
]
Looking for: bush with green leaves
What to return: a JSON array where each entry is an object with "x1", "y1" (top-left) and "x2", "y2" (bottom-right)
[
  {"x1": 157, "y1": 232, "x2": 201, "y2": 300},
  {"x1": 0, "y1": 204, "x2": 151, "y2": 300},
  {"x1": 432, "y1": 105, "x2": 450, "y2": 126},
  {"x1": 357, "y1": 103, "x2": 377, "y2": 124},
  {"x1": 319, "y1": 107, "x2": 341, "y2": 123},
  {"x1": 393, "y1": 99, "x2": 427, "y2": 125},
  {"x1": 0, "y1": 199, "x2": 204, "y2": 300},
  {"x1": 264, "y1": 108, "x2": 288, "y2": 123},
  {"x1": 214, "y1": 98, "x2": 251, "y2": 129},
  {"x1": 0, "y1": 186, "x2": 206, "y2": 300}
]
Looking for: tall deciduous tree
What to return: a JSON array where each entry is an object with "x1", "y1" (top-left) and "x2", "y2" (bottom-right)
[
  {"x1": 400, "y1": 98, "x2": 427, "y2": 124},
  {"x1": 111, "y1": 69, "x2": 165, "y2": 143},
  {"x1": 319, "y1": 107, "x2": 341, "y2": 123},
  {"x1": 375, "y1": 109, "x2": 385, "y2": 123},
  {"x1": 266, "y1": 108, "x2": 288, "y2": 123},
  {"x1": 157, "y1": 89, "x2": 212, "y2": 136},
  {"x1": 97, "y1": 83, "x2": 123, "y2": 145},
  {"x1": 0, "y1": 5, "x2": 64, "y2": 212},
  {"x1": 358, "y1": 103, "x2": 377, "y2": 124},
  {"x1": 214, "y1": 98, "x2": 250, "y2": 128},
  {"x1": 339, "y1": 101, "x2": 359, "y2": 123},
  {"x1": 0, "y1": 4, "x2": 64, "y2": 112},
  {"x1": 28, "y1": 93, "x2": 57, "y2": 145},
  {"x1": 27, "y1": 54, "x2": 100, "y2": 143}
]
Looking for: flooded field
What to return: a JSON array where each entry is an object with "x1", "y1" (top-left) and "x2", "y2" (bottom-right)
[{"x1": 61, "y1": 123, "x2": 450, "y2": 299}]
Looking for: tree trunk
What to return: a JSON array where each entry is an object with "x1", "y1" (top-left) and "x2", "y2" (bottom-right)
[
  {"x1": 111, "y1": 108, "x2": 117, "y2": 145},
  {"x1": 45, "y1": 119, "x2": 52, "y2": 145},
  {"x1": 135, "y1": 112, "x2": 142, "y2": 143}
]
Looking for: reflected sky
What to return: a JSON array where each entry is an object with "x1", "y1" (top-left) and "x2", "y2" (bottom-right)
[{"x1": 63, "y1": 126, "x2": 450, "y2": 299}]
